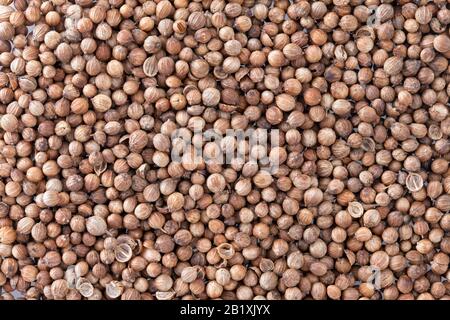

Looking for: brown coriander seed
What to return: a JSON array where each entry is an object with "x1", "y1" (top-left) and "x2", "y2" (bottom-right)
[
  {"x1": 105, "y1": 281, "x2": 124, "y2": 299},
  {"x1": 0, "y1": 226, "x2": 16, "y2": 244},
  {"x1": 202, "y1": 88, "x2": 221, "y2": 107},
  {"x1": 217, "y1": 243, "x2": 235, "y2": 260},
  {"x1": 51, "y1": 279, "x2": 69, "y2": 299},
  {"x1": 0, "y1": 114, "x2": 18, "y2": 132},
  {"x1": 167, "y1": 192, "x2": 184, "y2": 212},
  {"x1": 206, "y1": 173, "x2": 226, "y2": 193},
  {"x1": 91, "y1": 94, "x2": 112, "y2": 113},
  {"x1": 433, "y1": 35, "x2": 450, "y2": 53},
  {"x1": 114, "y1": 243, "x2": 133, "y2": 263},
  {"x1": 76, "y1": 278, "x2": 94, "y2": 298},
  {"x1": 405, "y1": 173, "x2": 423, "y2": 192},
  {"x1": 347, "y1": 202, "x2": 364, "y2": 218},
  {"x1": 86, "y1": 216, "x2": 107, "y2": 236},
  {"x1": 206, "y1": 281, "x2": 223, "y2": 299},
  {"x1": 129, "y1": 130, "x2": 149, "y2": 152},
  {"x1": 383, "y1": 56, "x2": 403, "y2": 76},
  {"x1": 363, "y1": 209, "x2": 381, "y2": 228}
]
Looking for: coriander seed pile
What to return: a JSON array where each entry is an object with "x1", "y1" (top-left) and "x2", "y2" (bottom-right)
[{"x1": 0, "y1": 0, "x2": 449, "y2": 301}]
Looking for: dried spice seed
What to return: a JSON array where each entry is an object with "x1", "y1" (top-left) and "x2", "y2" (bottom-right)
[
  {"x1": 0, "y1": 0, "x2": 449, "y2": 302},
  {"x1": 406, "y1": 173, "x2": 424, "y2": 193}
]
